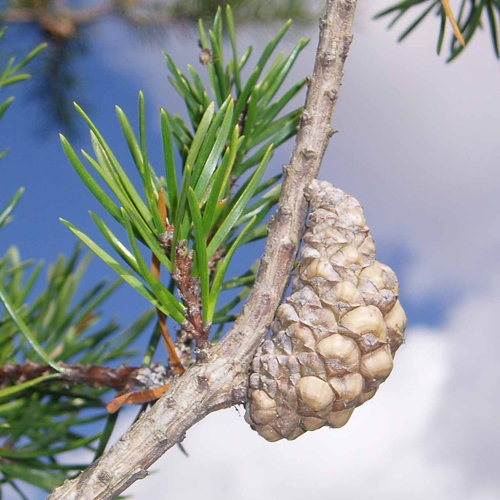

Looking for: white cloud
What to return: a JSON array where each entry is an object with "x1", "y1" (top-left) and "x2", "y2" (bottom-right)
[{"x1": 429, "y1": 285, "x2": 500, "y2": 496}]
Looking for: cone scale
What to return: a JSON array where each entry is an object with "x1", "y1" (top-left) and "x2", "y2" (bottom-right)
[{"x1": 245, "y1": 180, "x2": 407, "y2": 441}]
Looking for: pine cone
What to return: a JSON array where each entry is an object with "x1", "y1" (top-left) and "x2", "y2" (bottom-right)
[{"x1": 245, "y1": 180, "x2": 407, "y2": 441}]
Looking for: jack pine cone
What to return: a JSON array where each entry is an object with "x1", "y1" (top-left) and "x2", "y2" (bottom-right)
[{"x1": 245, "y1": 180, "x2": 407, "y2": 441}]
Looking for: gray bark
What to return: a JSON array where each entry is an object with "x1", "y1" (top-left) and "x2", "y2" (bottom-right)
[{"x1": 47, "y1": 1, "x2": 358, "y2": 498}]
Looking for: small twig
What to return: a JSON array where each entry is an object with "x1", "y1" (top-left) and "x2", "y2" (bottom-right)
[
  {"x1": 157, "y1": 189, "x2": 208, "y2": 350},
  {"x1": 174, "y1": 327, "x2": 196, "y2": 369},
  {"x1": 0, "y1": 1, "x2": 172, "y2": 42},
  {"x1": 0, "y1": 2, "x2": 114, "y2": 26},
  {"x1": 208, "y1": 246, "x2": 226, "y2": 275},
  {"x1": 237, "y1": 104, "x2": 248, "y2": 135},
  {"x1": 151, "y1": 190, "x2": 185, "y2": 375},
  {"x1": 173, "y1": 244, "x2": 209, "y2": 348},
  {"x1": 0, "y1": 361, "x2": 170, "y2": 393}
]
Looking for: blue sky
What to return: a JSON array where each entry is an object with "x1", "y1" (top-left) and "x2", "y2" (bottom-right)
[{"x1": 1, "y1": 0, "x2": 500, "y2": 498}]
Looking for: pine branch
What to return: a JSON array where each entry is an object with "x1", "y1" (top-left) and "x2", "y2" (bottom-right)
[
  {"x1": 172, "y1": 242, "x2": 208, "y2": 349},
  {"x1": 47, "y1": 1, "x2": 358, "y2": 498},
  {"x1": 0, "y1": 361, "x2": 171, "y2": 393}
]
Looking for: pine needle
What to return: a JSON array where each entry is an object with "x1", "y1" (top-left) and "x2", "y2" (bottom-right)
[
  {"x1": 106, "y1": 383, "x2": 172, "y2": 414},
  {"x1": 441, "y1": 0, "x2": 466, "y2": 47}
]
